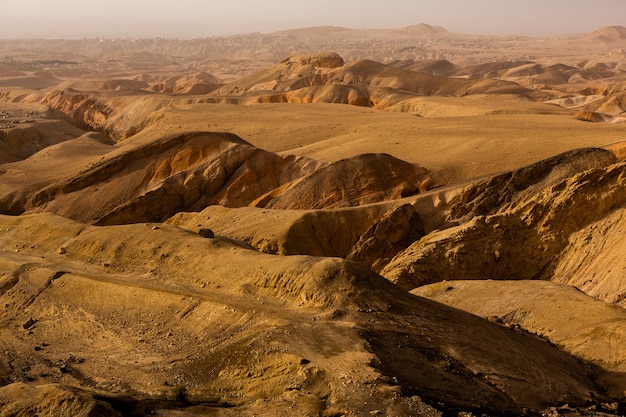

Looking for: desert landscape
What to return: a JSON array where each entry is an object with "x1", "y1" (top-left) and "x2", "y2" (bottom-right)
[{"x1": 1, "y1": 22, "x2": 626, "y2": 417}]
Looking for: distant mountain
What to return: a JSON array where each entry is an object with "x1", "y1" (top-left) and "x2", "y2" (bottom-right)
[
  {"x1": 585, "y1": 25, "x2": 626, "y2": 41},
  {"x1": 395, "y1": 23, "x2": 451, "y2": 36},
  {"x1": 1, "y1": 24, "x2": 624, "y2": 72},
  {"x1": 272, "y1": 25, "x2": 353, "y2": 36}
]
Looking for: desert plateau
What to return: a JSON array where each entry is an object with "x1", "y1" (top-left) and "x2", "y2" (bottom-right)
[{"x1": 1, "y1": 21, "x2": 626, "y2": 417}]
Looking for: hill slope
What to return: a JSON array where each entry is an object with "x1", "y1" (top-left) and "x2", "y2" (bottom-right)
[{"x1": 0, "y1": 213, "x2": 611, "y2": 416}]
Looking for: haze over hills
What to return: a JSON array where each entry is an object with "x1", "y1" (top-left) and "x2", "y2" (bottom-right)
[{"x1": 0, "y1": 24, "x2": 626, "y2": 416}]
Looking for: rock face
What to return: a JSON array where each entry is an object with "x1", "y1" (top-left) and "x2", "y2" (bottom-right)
[
  {"x1": 19, "y1": 89, "x2": 159, "y2": 141},
  {"x1": 346, "y1": 203, "x2": 425, "y2": 272},
  {"x1": 548, "y1": 207, "x2": 626, "y2": 306},
  {"x1": 447, "y1": 148, "x2": 617, "y2": 221}
]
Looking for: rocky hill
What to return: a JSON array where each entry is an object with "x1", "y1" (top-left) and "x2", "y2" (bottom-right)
[
  {"x1": 0, "y1": 212, "x2": 614, "y2": 416},
  {"x1": 1, "y1": 26, "x2": 626, "y2": 416}
]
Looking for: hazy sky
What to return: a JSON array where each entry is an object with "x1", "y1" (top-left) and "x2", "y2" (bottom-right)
[{"x1": 1, "y1": 0, "x2": 625, "y2": 39}]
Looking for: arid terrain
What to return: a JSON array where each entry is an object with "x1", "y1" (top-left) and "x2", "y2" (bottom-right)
[{"x1": 1, "y1": 24, "x2": 626, "y2": 416}]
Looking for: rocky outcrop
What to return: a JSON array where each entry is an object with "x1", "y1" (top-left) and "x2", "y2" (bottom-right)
[
  {"x1": 447, "y1": 148, "x2": 616, "y2": 221},
  {"x1": 547, "y1": 207, "x2": 626, "y2": 305},
  {"x1": 280, "y1": 51, "x2": 344, "y2": 68},
  {"x1": 381, "y1": 150, "x2": 626, "y2": 292}
]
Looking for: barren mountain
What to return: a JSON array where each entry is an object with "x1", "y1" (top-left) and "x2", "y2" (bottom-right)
[
  {"x1": 1, "y1": 25, "x2": 626, "y2": 416},
  {"x1": 585, "y1": 26, "x2": 626, "y2": 42},
  {"x1": 0, "y1": 131, "x2": 327, "y2": 223},
  {"x1": 380, "y1": 148, "x2": 626, "y2": 296}
]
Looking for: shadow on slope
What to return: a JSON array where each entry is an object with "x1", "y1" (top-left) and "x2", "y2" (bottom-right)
[{"x1": 413, "y1": 279, "x2": 626, "y2": 398}]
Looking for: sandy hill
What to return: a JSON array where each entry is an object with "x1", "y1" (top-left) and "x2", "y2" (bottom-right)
[
  {"x1": 449, "y1": 60, "x2": 626, "y2": 87},
  {"x1": 0, "y1": 103, "x2": 86, "y2": 164},
  {"x1": 0, "y1": 212, "x2": 613, "y2": 416},
  {"x1": 208, "y1": 52, "x2": 345, "y2": 97},
  {"x1": 380, "y1": 148, "x2": 626, "y2": 306},
  {"x1": 0, "y1": 131, "x2": 325, "y2": 223},
  {"x1": 272, "y1": 25, "x2": 353, "y2": 37},
  {"x1": 387, "y1": 58, "x2": 459, "y2": 76},
  {"x1": 54, "y1": 78, "x2": 149, "y2": 92},
  {"x1": 0, "y1": 73, "x2": 60, "y2": 90},
  {"x1": 166, "y1": 146, "x2": 626, "y2": 309},
  {"x1": 259, "y1": 153, "x2": 435, "y2": 210},
  {"x1": 0, "y1": 125, "x2": 438, "y2": 225}
]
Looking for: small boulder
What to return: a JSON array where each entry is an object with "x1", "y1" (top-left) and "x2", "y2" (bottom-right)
[
  {"x1": 198, "y1": 228, "x2": 214, "y2": 238},
  {"x1": 22, "y1": 318, "x2": 36, "y2": 330}
]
